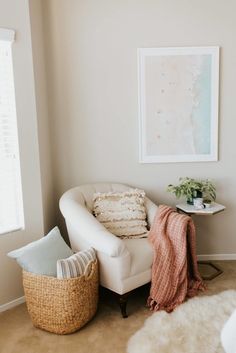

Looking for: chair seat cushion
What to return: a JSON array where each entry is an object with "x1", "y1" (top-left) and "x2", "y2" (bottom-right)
[{"x1": 123, "y1": 237, "x2": 154, "y2": 276}]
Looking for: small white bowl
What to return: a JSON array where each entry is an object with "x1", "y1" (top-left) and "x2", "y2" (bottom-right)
[{"x1": 204, "y1": 203, "x2": 211, "y2": 208}]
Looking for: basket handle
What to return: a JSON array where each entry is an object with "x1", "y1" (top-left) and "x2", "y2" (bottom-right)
[{"x1": 84, "y1": 260, "x2": 96, "y2": 281}]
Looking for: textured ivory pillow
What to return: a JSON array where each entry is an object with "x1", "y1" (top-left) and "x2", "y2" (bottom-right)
[
  {"x1": 93, "y1": 189, "x2": 148, "y2": 239},
  {"x1": 57, "y1": 248, "x2": 96, "y2": 279}
]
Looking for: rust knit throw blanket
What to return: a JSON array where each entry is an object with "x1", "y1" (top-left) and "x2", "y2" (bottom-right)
[{"x1": 147, "y1": 205, "x2": 205, "y2": 313}]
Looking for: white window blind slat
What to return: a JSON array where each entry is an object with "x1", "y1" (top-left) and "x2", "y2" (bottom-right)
[{"x1": 0, "y1": 29, "x2": 24, "y2": 235}]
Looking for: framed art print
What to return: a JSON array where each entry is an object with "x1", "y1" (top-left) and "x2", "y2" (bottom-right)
[{"x1": 138, "y1": 47, "x2": 219, "y2": 163}]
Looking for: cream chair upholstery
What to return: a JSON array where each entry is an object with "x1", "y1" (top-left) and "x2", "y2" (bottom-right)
[{"x1": 59, "y1": 183, "x2": 158, "y2": 317}]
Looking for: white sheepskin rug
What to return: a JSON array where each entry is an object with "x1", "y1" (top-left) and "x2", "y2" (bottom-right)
[{"x1": 127, "y1": 290, "x2": 236, "y2": 353}]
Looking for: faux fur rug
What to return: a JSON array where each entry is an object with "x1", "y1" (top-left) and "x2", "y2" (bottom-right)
[{"x1": 127, "y1": 290, "x2": 236, "y2": 353}]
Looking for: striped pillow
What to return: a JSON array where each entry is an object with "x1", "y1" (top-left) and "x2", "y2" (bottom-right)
[
  {"x1": 93, "y1": 189, "x2": 148, "y2": 239},
  {"x1": 57, "y1": 248, "x2": 96, "y2": 279}
]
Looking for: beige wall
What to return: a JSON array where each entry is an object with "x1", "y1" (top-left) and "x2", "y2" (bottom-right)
[
  {"x1": 0, "y1": 0, "x2": 54, "y2": 307},
  {"x1": 42, "y1": 0, "x2": 236, "y2": 256},
  {"x1": 29, "y1": 0, "x2": 55, "y2": 232}
]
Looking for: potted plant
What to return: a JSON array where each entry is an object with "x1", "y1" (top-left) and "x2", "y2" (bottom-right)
[
  {"x1": 203, "y1": 199, "x2": 212, "y2": 208},
  {"x1": 201, "y1": 179, "x2": 216, "y2": 205},
  {"x1": 167, "y1": 177, "x2": 216, "y2": 205}
]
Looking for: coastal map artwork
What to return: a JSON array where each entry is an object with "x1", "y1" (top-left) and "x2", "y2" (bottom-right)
[{"x1": 138, "y1": 47, "x2": 219, "y2": 163}]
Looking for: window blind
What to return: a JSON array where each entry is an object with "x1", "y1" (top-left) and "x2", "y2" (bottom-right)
[{"x1": 0, "y1": 28, "x2": 24, "y2": 235}]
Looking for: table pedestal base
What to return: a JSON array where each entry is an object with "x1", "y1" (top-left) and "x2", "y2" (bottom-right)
[{"x1": 198, "y1": 261, "x2": 223, "y2": 280}]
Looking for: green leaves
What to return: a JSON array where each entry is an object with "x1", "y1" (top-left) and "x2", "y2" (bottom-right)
[
  {"x1": 201, "y1": 179, "x2": 216, "y2": 201},
  {"x1": 167, "y1": 177, "x2": 216, "y2": 201}
]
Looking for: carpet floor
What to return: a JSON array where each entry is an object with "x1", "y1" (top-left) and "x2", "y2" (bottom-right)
[{"x1": 1, "y1": 261, "x2": 236, "y2": 353}]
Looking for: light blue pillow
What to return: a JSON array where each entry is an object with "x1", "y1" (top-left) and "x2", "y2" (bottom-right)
[{"x1": 8, "y1": 226, "x2": 73, "y2": 277}]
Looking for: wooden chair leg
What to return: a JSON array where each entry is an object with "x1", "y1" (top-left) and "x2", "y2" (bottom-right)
[
  {"x1": 118, "y1": 294, "x2": 128, "y2": 318},
  {"x1": 100, "y1": 284, "x2": 150, "y2": 318}
]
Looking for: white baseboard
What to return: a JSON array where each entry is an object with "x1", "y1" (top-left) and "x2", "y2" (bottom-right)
[
  {"x1": 198, "y1": 254, "x2": 236, "y2": 261},
  {"x1": 0, "y1": 296, "x2": 25, "y2": 313}
]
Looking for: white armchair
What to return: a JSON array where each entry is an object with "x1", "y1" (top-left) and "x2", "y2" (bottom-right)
[{"x1": 59, "y1": 183, "x2": 158, "y2": 317}]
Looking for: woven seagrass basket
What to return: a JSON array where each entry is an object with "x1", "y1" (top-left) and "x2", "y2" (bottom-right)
[{"x1": 23, "y1": 260, "x2": 98, "y2": 334}]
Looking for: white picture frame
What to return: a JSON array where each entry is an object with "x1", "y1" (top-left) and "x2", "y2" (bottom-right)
[{"x1": 138, "y1": 47, "x2": 219, "y2": 163}]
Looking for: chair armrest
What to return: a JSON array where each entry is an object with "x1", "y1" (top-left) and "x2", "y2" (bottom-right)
[
  {"x1": 59, "y1": 196, "x2": 129, "y2": 258},
  {"x1": 145, "y1": 197, "x2": 158, "y2": 228}
]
